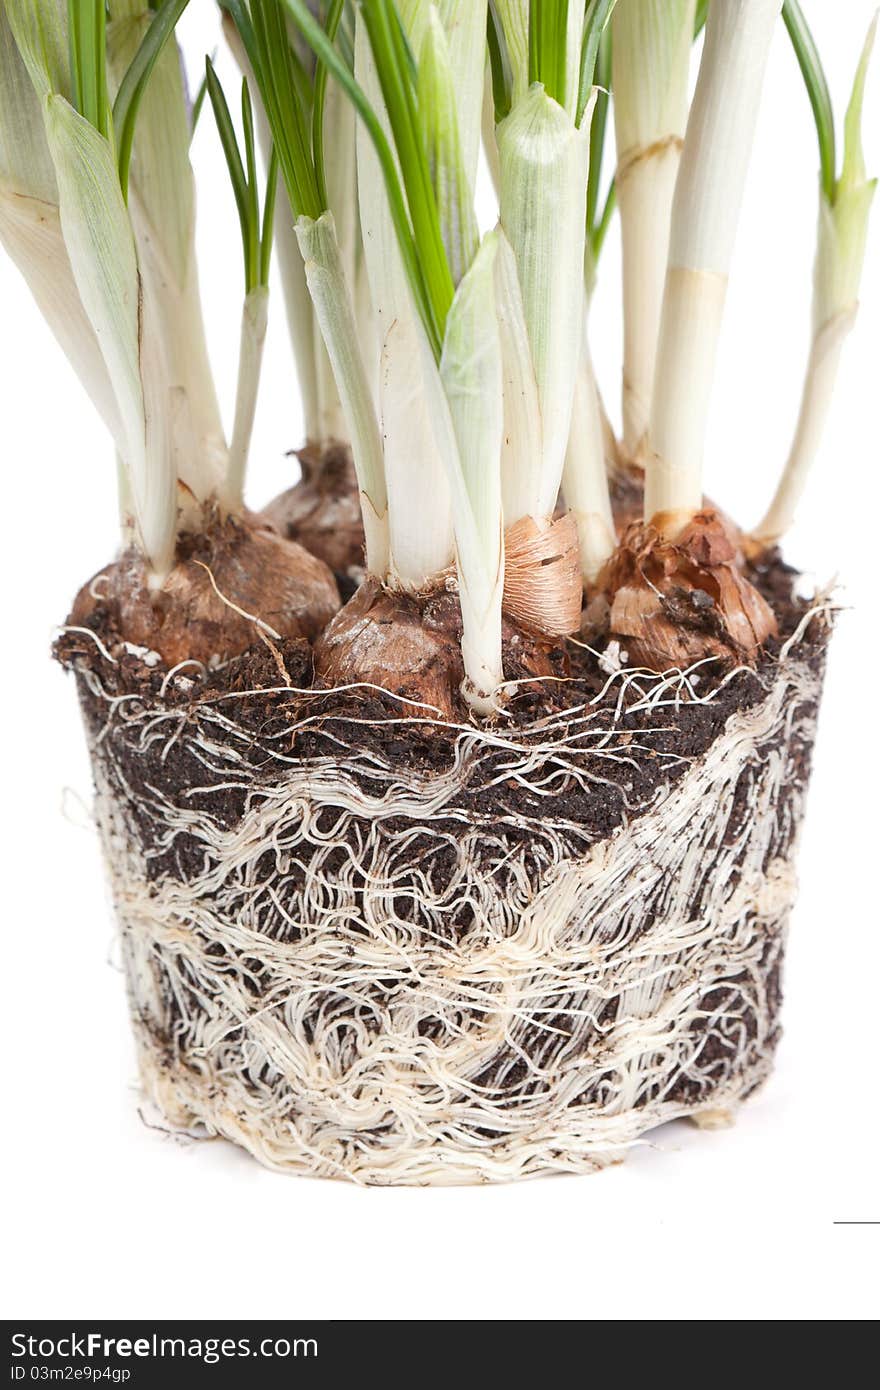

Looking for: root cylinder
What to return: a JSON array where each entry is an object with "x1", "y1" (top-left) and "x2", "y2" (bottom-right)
[{"x1": 63, "y1": 601, "x2": 828, "y2": 1185}]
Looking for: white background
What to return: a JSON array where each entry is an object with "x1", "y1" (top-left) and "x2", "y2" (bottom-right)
[{"x1": 2, "y1": 2, "x2": 878, "y2": 1322}]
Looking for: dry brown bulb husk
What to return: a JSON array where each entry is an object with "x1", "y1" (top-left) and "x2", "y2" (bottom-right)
[
  {"x1": 71, "y1": 506, "x2": 340, "y2": 669},
  {"x1": 262, "y1": 442, "x2": 366, "y2": 585},
  {"x1": 503, "y1": 513, "x2": 583, "y2": 636},
  {"x1": 598, "y1": 507, "x2": 778, "y2": 672},
  {"x1": 608, "y1": 458, "x2": 647, "y2": 534},
  {"x1": 315, "y1": 514, "x2": 582, "y2": 721},
  {"x1": 315, "y1": 573, "x2": 568, "y2": 723}
]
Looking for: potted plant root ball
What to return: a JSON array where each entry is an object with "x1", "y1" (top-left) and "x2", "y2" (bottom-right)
[{"x1": 3, "y1": 0, "x2": 873, "y2": 1183}]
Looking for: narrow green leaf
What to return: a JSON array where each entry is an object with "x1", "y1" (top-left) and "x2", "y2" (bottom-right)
[
  {"x1": 585, "y1": 24, "x2": 611, "y2": 259},
  {"x1": 113, "y1": 0, "x2": 191, "y2": 198},
  {"x1": 249, "y1": 0, "x2": 322, "y2": 219},
  {"x1": 487, "y1": 2, "x2": 513, "y2": 122},
  {"x1": 782, "y1": 0, "x2": 836, "y2": 203},
  {"x1": 222, "y1": 5, "x2": 323, "y2": 440},
  {"x1": 418, "y1": 6, "x2": 479, "y2": 287},
  {"x1": 311, "y1": 0, "x2": 345, "y2": 209},
  {"x1": 205, "y1": 58, "x2": 254, "y2": 289},
  {"x1": 68, "y1": 0, "x2": 111, "y2": 138},
  {"x1": 241, "y1": 78, "x2": 261, "y2": 288},
  {"x1": 579, "y1": 0, "x2": 609, "y2": 123},
  {"x1": 206, "y1": 55, "x2": 281, "y2": 296},
  {"x1": 278, "y1": 0, "x2": 442, "y2": 356},
  {"x1": 260, "y1": 145, "x2": 279, "y2": 287},
  {"x1": 840, "y1": 12, "x2": 876, "y2": 194},
  {"x1": 590, "y1": 180, "x2": 616, "y2": 261},
  {"x1": 359, "y1": 0, "x2": 455, "y2": 345},
  {"x1": 529, "y1": 0, "x2": 570, "y2": 107},
  {"x1": 189, "y1": 69, "x2": 209, "y2": 140},
  {"x1": 493, "y1": 0, "x2": 529, "y2": 105},
  {"x1": 107, "y1": 7, "x2": 193, "y2": 289}
]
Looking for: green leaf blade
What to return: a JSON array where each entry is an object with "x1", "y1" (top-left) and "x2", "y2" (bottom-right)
[
  {"x1": 782, "y1": 0, "x2": 836, "y2": 203},
  {"x1": 418, "y1": 6, "x2": 479, "y2": 287}
]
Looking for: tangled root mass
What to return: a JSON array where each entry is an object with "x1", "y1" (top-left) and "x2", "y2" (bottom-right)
[{"x1": 60, "y1": 583, "x2": 829, "y2": 1184}]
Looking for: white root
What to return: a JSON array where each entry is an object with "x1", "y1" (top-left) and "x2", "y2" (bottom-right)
[{"x1": 75, "y1": 617, "x2": 827, "y2": 1185}]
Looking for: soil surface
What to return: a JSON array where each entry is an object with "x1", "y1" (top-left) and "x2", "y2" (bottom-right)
[{"x1": 56, "y1": 549, "x2": 829, "y2": 863}]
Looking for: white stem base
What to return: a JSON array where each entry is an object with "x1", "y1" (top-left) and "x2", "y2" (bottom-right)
[
  {"x1": 618, "y1": 144, "x2": 681, "y2": 460},
  {"x1": 754, "y1": 311, "x2": 854, "y2": 544},
  {"x1": 223, "y1": 288, "x2": 268, "y2": 511},
  {"x1": 646, "y1": 265, "x2": 727, "y2": 530},
  {"x1": 563, "y1": 341, "x2": 616, "y2": 584}
]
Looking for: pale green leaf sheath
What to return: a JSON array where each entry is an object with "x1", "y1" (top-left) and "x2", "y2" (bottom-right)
[
  {"x1": 562, "y1": 329, "x2": 616, "y2": 584},
  {"x1": 497, "y1": 84, "x2": 590, "y2": 526},
  {"x1": 225, "y1": 285, "x2": 269, "y2": 511},
  {"x1": 4, "y1": 0, "x2": 70, "y2": 102},
  {"x1": 0, "y1": 6, "x2": 57, "y2": 201},
  {"x1": 419, "y1": 8, "x2": 479, "y2": 285},
  {"x1": 494, "y1": 0, "x2": 530, "y2": 106},
  {"x1": 314, "y1": 79, "x2": 357, "y2": 442},
  {"x1": 295, "y1": 212, "x2": 390, "y2": 575},
  {"x1": 45, "y1": 95, "x2": 176, "y2": 578},
  {"x1": 439, "y1": 233, "x2": 505, "y2": 713},
  {"x1": 494, "y1": 225, "x2": 542, "y2": 521},
  {"x1": 108, "y1": 5, "x2": 227, "y2": 502},
  {"x1": 0, "y1": 6, "x2": 122, "y2": 443},
  {"x1": 354, "y1": 12, "x2": 454, "y2": 587},
  {"x1": 437, "y1": 0, "x2": 488, "y2": 187},
  {"x1": 757, "y1": 14, "x2": 877, "y2": 542}
]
